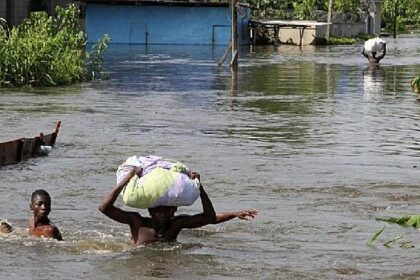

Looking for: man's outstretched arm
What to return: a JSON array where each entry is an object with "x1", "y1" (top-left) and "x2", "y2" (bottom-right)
[
  {"x1": 98, "y1": 167, "x2": 143, "y2": 225},
  {"x1": 174, "y1": 183, "x2": 217, "y2": 229},
  {"x1": 174, "y1": 183, "x2": 258, "y2": 229},
  {"x1": 215, "y1": 209, "x2": 259, "y2": 224}
]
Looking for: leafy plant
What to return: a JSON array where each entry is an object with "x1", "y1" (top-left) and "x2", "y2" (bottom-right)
[
  {"x1": 245, "y1": 0, "x2": 361, "y2": 20},
  {"x1": 383, "y1": 236, "x2": 402, "y2": 247},
  {"x1": 0, "y1": 4, "x2": 109, "y2": 87},
  {"x1": 86, "y1": 34, "x2": 111, "y2": 81},
  {"x1": 377, "y1": 215, "x2": 420, "y2": 228},
  {"x1": 327, "y1": 36, "x2": 357, "y2": 45},
  {"x1": 367, "y1": 226, "x2": 415, "y2": 248},
  {"x1": 381, "y1": 0, "x2": 420, "y2": 32},
  {"x1": 367, "y1": 225, "x2": 386, "y2": 245},
  {"x1": 247, "y1": 0, "x2": 419, "y2": 32}
]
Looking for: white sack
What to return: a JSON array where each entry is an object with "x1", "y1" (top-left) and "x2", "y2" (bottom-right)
[
  {"x1": 364, "y1": 37, "x2": 386, "y2": 53},
  {"x1": 116, "y1": 155, "x2": 200, "y2": 209}
]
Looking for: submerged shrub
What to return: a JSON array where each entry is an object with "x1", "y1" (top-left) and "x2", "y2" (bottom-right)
[
  {"x1": 86, "y1": 34, "x2": 111, "y2": 81},
  {"x1": 0, "y1": 4, "x2": 109, "y2": 87}
]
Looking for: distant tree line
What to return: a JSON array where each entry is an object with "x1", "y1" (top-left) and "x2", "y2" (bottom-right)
[
  {"x1": 246, "y1": 0, "x2": 419, "y2": 32},
  {"x1": 381, "y1": 0, "x2": 420, "y2": 32},
  {"x1": 245, "y1": 0, "x2": 360, "y2": 20}
]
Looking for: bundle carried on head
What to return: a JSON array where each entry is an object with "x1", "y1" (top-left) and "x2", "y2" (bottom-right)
[
  {"x1": 363, "y1": 37, "x2": 386, "y2": 53},
  {"x1": 117, "y1": 155, "x2": 200, "y2": 209}
]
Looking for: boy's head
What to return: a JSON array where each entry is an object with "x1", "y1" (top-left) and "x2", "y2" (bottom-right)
[
  {"x1": 148, "y1": 206, "x2": 177, "y2": 226},
  {"x1": 30, "y1": 189, "x2": 52, "y2": 219}
]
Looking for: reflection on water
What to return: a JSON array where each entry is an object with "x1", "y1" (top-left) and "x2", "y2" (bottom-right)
[
  {"x1": 1, "y1": 35, "x2": 420, "y2": 279},
  {"x1": 363, "y1": 65, "x2": 385, "y2": 96},
  {"x1": 89, "y1": 243, "x2": 215, "y2": 280}
]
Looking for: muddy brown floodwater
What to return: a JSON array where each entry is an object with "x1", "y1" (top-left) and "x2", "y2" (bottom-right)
[{"x1": 1, "y1": 34, "x2": 420, "y2": 279}]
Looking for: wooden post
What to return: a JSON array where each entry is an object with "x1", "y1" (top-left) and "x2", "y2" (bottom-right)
[
  {"x1": 274, "y1": 25, "x2": 279, "y2": 45},
  {"x1": 218, "y1": 42, "x2": 232, "y2": 66},
  {"x1": 230, "y1": 0, "x2": 238, "y2": 69},
  {"x1": 325, "y1": 0, "x2": 333, "y2": 40},
  {"x1": 230, "y1": 68, "x2": 238, "y2": 110},
  {"x1": 393, "y1": 0, "x2": 398, "y2": 38}
]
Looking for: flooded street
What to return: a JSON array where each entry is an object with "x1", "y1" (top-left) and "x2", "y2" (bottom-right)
[{"x1": 1, "y1": 35, "x2": 420, "y2": 279}]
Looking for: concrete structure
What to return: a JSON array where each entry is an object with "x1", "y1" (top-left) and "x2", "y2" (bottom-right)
[
  {"x1": 329, "y1": 22, "x2": 365, "y2": 37},
  {"x1": 365, "y1": 0, "x2": 382, "y2": 35},
  {"x1": 251, "y1": 20, "x2": 330, "y2": 46},
  {"x1": 0, "y1": 0, "x2": 78, "y2": 26},
  {"x1": 274, "y1": 21, "x2": 365, "y2": 45},
  {"x1": 0, "y1": 0, "x2": 31, "y2": 26},
  {"x1": 84, "y1": 0, "x2": 251, "y2": 45}
]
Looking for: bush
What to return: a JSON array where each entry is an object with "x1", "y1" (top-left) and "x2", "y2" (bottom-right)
[
  {"x1": 247, "y1": 0, "x2": 361, "y2": 20},
  {"x1": 381, "y1": 0, "x2": 420, "y2": 32},
  {"x1": 327, "y1": 36, "x2": 357, "y2": 45},
  {"x1": 0, "y1": 4, "x2": 109, "y2": 87}
]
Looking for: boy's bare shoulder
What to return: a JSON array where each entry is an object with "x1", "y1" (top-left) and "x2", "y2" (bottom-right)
[{"x1": 32, "y1": 224, "x2": 62, "y2": 240}]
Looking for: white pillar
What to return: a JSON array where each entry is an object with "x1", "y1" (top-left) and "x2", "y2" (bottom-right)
[{"x1": 373, "y1": 0, "x2": 382, "y2": 35}]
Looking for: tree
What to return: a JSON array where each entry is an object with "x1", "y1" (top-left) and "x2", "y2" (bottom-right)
[
  {"x1": 381, "y1": 0, "x2": 420, "y2": 33},
  {"x1": 0, "y1": 4, "x2": 109, "y2": 87}
]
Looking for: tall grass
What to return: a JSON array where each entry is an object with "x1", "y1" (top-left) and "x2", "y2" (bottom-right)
[{"x1": 0, "y1": 4, "x2": 109, "y2": 87}]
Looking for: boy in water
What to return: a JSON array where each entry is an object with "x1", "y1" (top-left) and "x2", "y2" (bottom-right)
[
  {"x1": 28, "y1": 189, "x2": 63, "y2": 241},
  {"x1": 99, "y1": 167, "x2": 258, "y2": 245}
]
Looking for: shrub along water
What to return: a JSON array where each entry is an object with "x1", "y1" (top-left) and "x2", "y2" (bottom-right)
[{"x1": 0, "y1": 4, "x2": 109, "y2": 87}]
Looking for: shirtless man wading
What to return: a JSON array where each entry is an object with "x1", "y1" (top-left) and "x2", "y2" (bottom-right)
[{"x1": 98, "y1": 167, "x2": 258, "y2": 245}]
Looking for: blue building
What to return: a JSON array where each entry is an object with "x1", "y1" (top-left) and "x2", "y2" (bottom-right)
[{"x1": 83, "y1": 0, "x2": 251, "y2": 45}]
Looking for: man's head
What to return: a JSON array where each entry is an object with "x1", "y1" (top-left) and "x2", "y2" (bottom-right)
[
  {"x1": 148, "y1": 206, "x2": 177, "y2": 226},
  {"x1": 30, "y1": 189, "x2": 52, "y2": 220}
]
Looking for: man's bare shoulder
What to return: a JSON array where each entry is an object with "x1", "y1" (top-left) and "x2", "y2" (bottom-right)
[{"x1": 125, "y1": 211, "x2": 152, "y2": 228}]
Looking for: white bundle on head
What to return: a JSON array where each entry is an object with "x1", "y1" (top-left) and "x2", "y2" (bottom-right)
[
  {"x1": 364, "y1": 37, "x2": 386, "y2": 53},
  {"x1": 117, "y1": 155, "x2": 200, "y2": 209}
]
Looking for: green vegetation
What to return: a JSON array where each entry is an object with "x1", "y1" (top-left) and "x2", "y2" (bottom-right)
[
  {"x1": 247, "y1": 0, "x2": 365, "y2": 45},
  {"x1": 368, "y1": 214, "x2": 420, "y2": 248},
  {"x1": 367, "y1": 226, "x2": 386, "y2": 245},
  {"x1": 377, "y1": 215, "x2": 420, "y2": 228},
  {"x1": 0, "y1": 4, "x2": 109, "y2": 87},
  {"x1": 326, "y1": 36, "x2": 357, "y2": 45},
  {"x1": 246, "y1": 0, "x2": 360, "y2": 19},
  {"x1": 247, "y1": 0, "x2": 419, "y2": 33},
  {"x1": 381, "y1": 0, "x2": 420, "y2": 32},
  {"x1": 412, "y1": 77, "x2": 420, "y2": 94},
  {"x1": 367, "y1": 225, "x2": 415, "y2": 248}
]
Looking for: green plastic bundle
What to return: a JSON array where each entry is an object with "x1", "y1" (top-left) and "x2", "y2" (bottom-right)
[
  {"x1": 377, "y1": 214, "x2": 420, "y2": 228},
  {"x1": 412, "y1": 77, "x2": 420, "y2": 94}
]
